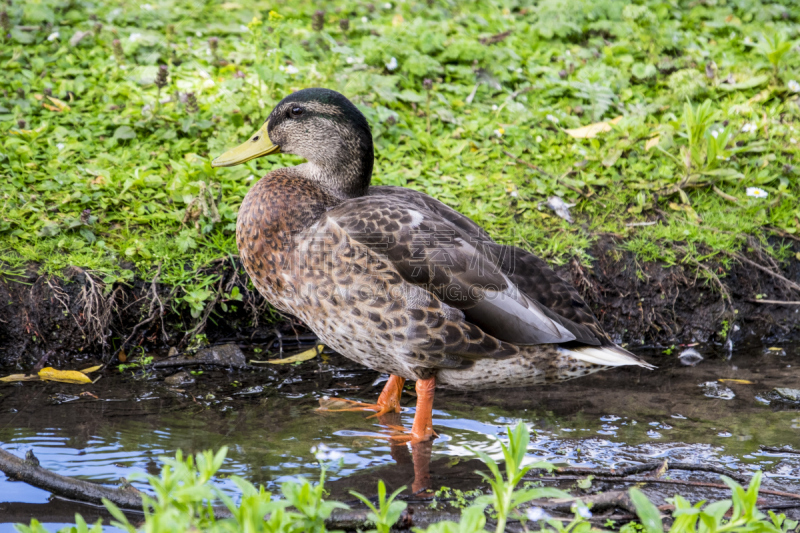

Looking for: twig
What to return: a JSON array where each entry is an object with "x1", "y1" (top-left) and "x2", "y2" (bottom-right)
[
  {"x1": 536, "y1": 491, "x2": 637, "y2": 514},
  {"x1": 747, "y1": 299, "x2": 800, "y2": 305},
  {"x1": 626, "y1": 221, "x2": 658, "y2": 227},
  {"x1": 764, "y1": 226, "x2": 800, "y2": 242},
  {"x1": 506, "y1": 86, "x2": 537, "y2": 101},
  {"x1": 545, "y1": 462, "x2": 748, "y2": 484},
  {"x1": 726, "y1": 251, "x2": 800, "y2": 293},
  {"x1": 529, "y1": 476, "x2": 800, "y2": 500},
  {"x1": 479, "y1": 29, "x2": 512, "y2": 45},
  {"x1": 760, "y1": 446, "x2": 800, "y2": 455}
]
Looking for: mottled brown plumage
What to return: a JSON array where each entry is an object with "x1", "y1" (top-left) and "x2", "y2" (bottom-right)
[{"x1": 214, "y1": 88, "x2": 653, "y2": 441}]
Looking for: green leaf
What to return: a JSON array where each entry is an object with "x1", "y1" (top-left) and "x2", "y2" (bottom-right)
[
  {"x1": 718, "y1": 75, "x2": 770, "y2": 92},
  {"x1": 629, "y1": 488, "x2": 663, "y2": 533},
  {"x1": 113, "y1": 126, "x2": 137, "y2": 140}
]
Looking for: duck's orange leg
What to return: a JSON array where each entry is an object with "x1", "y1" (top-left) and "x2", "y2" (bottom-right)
[
  {"x1": 410, "y1": 377, "x2": 437, "y2": 442},
  {"x1": 318, "y1": 375, "x2": 406, "y2": 417},
  {"x1": 386, "y1": 376, "x2": 438, "y2": 444}
]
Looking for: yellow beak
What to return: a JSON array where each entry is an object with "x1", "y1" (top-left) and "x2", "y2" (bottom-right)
[{"x1": 211, "y1": 121, "x2": 281, "y2": 167}]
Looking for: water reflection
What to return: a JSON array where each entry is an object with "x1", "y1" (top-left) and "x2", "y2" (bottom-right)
[{"x1": 1, "y1": 343, "x2": 799, "y2": 527}]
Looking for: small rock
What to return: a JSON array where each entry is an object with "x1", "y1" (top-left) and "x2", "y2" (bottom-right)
[
  {"x1": 773, "y1": 387, "x2": 800, "y2": 402},
  {"x1": 678, "y1": 348, "x2": 703, "y2": 366},
  {"x1": 699, "y1": 381, "x2": 735, "y2": 400},
  {"x1": 165, "y1": 371, "x2": 195, "y2": 387},
  {"x1": 167, "y1": 346, "x2": 179, "y2": 357},
  {"x1": 195, "y1": 344, "x2": 248, "y2": 368}
]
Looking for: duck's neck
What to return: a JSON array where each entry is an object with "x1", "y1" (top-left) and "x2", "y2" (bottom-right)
[{"x1": 292, "y1": 146, "x2": 373, "y2": 199}]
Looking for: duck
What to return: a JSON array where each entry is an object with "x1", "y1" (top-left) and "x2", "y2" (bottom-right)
[{"x1": 211, "y1": 88, "x2": 653, "y2": 443}]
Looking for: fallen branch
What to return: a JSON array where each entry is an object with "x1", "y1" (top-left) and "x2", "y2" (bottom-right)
[{"x1": 0, "y1": 448, "x2": 143, "y2": 509}]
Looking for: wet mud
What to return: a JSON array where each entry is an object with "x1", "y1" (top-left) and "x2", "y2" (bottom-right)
[{"x1": 1, "y1": 236, "x2": 799, "y2": 366}]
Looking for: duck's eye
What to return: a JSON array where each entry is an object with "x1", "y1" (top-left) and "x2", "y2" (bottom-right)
[
  {"x1": 289, "y1": 106, "x2": 304, "y2": 118},
  {"x1": 252, "y1": 135, "x2": 260, "y2": 141}
]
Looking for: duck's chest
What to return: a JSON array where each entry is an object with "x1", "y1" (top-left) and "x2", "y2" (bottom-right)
[{"x1": 235, "y1": 173, "x2": 336, "y2": 310}]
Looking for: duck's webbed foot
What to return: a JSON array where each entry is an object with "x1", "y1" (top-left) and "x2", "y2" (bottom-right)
[
  {"x1": 318, "y1": 374, "x2": 406, "y2": 417},
  {"x1": 382, "y1": 376, "x2": 438, "y2": 444}
]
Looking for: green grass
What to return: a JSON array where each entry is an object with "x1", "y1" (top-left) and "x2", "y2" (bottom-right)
[{"x1": 1, "y1": 0, "x2": 799, "y2": 320}]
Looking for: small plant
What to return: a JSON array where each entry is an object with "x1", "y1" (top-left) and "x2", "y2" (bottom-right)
[
  {"x1": 117, "y1": 349, "x2": 154, "y2": 378},
  {"x1": 469, "y1": 423, "x2": 569, "y2": 533},
  {"x1": 754, "y1": 33, "x2": 793, "y2": 79},
  {"x1": 624, "y1": 471, "x2": 798, "y2": 533},
  {"x1": 351, "y1": 480, "x2": 407, "y2": 533}
]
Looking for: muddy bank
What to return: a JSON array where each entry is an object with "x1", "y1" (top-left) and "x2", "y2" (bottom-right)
[{"x1": 1, "y1": 236, "x2": 799, "y2": 366}]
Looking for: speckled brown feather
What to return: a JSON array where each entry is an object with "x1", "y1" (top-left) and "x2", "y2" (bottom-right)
[{"x1": 369, "y1": 186, "x2": 612, "y2": 344}]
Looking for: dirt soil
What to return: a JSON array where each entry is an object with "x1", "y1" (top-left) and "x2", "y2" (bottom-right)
[{"x1": 2, "y1": 235, "x2": 799, "y2": 367}]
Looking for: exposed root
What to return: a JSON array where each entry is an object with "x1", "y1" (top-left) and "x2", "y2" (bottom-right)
[
  {"x1": 675, "y1": 246, "x2": 733, "y2": 320},
  {"x1": 72, "y1": 268, "x2": 115, "y2": 353},
  {"x1": 45, "y1": 277, "x2": 85, "y2": 336},
  {"x1": 727, "y1": 251, "x2": 800, "y2": 294},
  {"x1": 108, "y1": 264, "x2": 168, "y2": 363}
]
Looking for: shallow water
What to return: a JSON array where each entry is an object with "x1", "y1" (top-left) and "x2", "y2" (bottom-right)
[{"x1": 1, "y1": 342, "x2": 800, "y2": 530}]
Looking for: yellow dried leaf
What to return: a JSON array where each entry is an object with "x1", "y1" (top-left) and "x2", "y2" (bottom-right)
[
  {"x1": 645, "y1": 136, "x2": 660, "y2": 151},
  {"x1": 718, "y1": 379, "x2": 753, "y2": 384},
  {"x1": 43, "y1": 103, "x2": 61, "y2": 112},
  {"x1": 46, "y1": 96, "x2": 71, "y2": 112},
  {"x1": 256, "y1": 344, "x2": 324, "y2": 365},
  {"x1": 33, "y1": 94, "x2": 44, "y2": 101},
  {"x1": 39, "y1": 367, "x2": 93, "y2": 384},
  {"x1": 79, "y1": 365, "x2": 103, "y2": 374},
  {"x1": 564, "y1": 116, "x2": 622, "y2": 139},
  {"x1": 0, "y1": 373, "x2": 40, "y2": 382},
  {"x1": 392, "y1": 14, "x2": 404, "y2": 26}
]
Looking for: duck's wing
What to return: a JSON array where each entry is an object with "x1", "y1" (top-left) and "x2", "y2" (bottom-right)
[
  {"x1": 368, "y1": 186, "x2": 610, "y2": 344},
  {"x1": 324, "y1": 195, "x2": 602, "y2": 347}
]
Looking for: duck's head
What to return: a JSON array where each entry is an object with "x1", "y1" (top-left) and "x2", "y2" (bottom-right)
[{"x1": 212, "y1": 88, "x2": 374, "y2": 198}]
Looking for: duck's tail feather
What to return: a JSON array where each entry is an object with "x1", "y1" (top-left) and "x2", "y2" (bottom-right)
[{"x1": 557, "y1": 344, "x2": 656, "y2": 369}]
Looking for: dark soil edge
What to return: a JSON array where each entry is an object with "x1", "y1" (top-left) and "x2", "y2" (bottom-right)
[{"x1": 2, "y1": 236, "x2": 799, "y2": 367}]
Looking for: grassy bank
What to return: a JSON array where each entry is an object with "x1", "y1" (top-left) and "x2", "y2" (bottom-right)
[{"x1": 1, "y1": 0, "x2": 799, "y2": 331}]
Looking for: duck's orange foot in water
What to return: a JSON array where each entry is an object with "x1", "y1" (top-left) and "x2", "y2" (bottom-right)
[
  {"x1": 318, "y1": 375, "x2": 439, "y2": 443},
  {"x1": 380, "y1": 377, "x2": 438, "y2": 444},
  {"x1": 318, "y1": 374, "x2": 406, "y2": 418}
]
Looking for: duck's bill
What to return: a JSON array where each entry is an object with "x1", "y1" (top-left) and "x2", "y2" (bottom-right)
[{"x1": 211, "y1": 122, "x2": 281, "y2": 167}]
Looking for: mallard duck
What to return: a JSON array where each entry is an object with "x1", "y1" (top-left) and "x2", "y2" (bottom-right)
[{"x1": 212, "y1": 88, "x2": 653, "y2": 443}]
